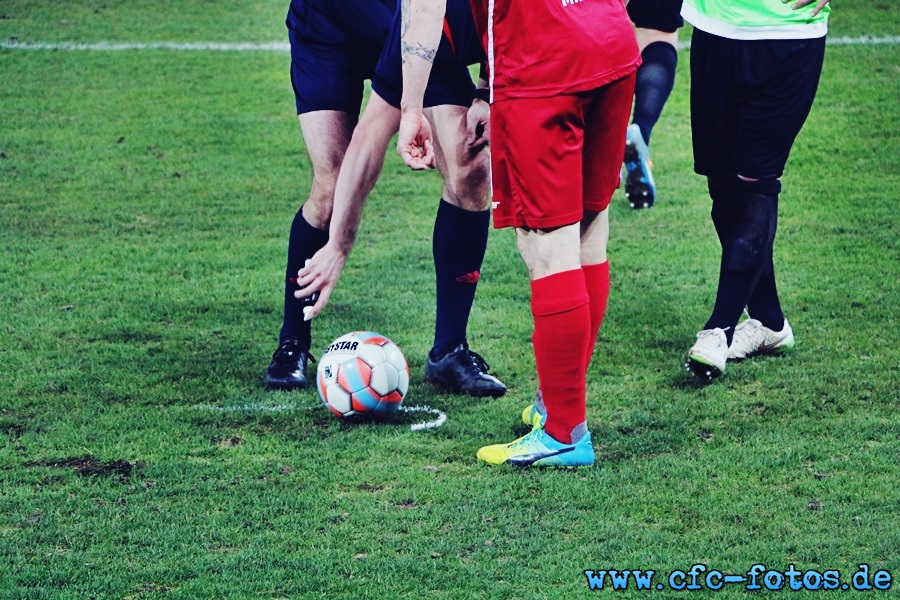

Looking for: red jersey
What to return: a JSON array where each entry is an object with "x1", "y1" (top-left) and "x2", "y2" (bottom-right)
[{"x1": 469, "y1": 0, "x2": 641, "y2": 102}]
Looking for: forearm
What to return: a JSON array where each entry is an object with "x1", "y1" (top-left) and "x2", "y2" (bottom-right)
[
  {"x1": 327, "y1": 132, "x2": 392, "y2": 255},
  {"x1": 399, "y1": 0, "x2": 446, "y2": 112}
]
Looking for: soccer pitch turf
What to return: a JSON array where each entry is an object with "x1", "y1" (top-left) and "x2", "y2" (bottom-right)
[{"x1": 1, "y1": 1, "x2": 897, "y2": 597}]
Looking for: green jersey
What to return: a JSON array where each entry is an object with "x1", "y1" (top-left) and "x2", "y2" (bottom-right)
[{"x1": 682, "y1": 0, "x2": 829, "y2": 40}]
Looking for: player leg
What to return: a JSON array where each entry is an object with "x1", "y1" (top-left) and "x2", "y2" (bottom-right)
[
  {"x1": 583, "y1": 72, "x2": 635, "y2": 366},
  {"x1": 624, "y1": 0, "x2": 683, "y2": 208},
  {"x1": 624, "y1": 30, "x2": 679, "y2": 208},
  {"x1": 421, "y1": 102, "x2": 506, "y2": 398},
  {"x1": 724, "y1": 39, "x2": 823, "y2": 363},
  {"x1": 687, "y1": 32, "x2": 825, "y2": 378},
  {"x1": 521, "y1": 66, "x2": 633, "y2": 429},
  {"x1": 266, "y1": 0, "x2": 382, "y2": 389},
  {"x1": 580, "y1": 211, "x2": 611, "y2": 367},
  {"x1": 265, "y1": 112, "x2": 356, "y2": 390},
  {"x1": 521, "y1": 225, "x2": 592, "y2": 442},
  {"x1": 631, "y1": 29, "x2": 679, "y2": 147},
  {"x1": 375, "y1": 1, "x2": 506, "y2": 397},
  {"x1": 477, "y1": 94, "x2": 595, "y2": 467},
  {"x1": 477, "y1": 224, "x2": 595, "y2": 466},
  {"x1": 367, "y1": 0, "x2": 501, "y2": 398},
  {"x1": 682, "y1": 27, "x2": 740, "y2": 379}
]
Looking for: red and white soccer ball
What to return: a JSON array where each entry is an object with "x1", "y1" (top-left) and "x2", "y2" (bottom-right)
[{"x1": 316, "y1": 331, "x2": 410, "y2": 419}]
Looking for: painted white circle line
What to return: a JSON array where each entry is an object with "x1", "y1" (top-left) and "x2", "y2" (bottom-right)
[
  {"x1": 399, "y1": 405, "x2": 448, "y2": 431},
  {"x1": 187, "y1": 402, "x2": 447, "y2": 431}
]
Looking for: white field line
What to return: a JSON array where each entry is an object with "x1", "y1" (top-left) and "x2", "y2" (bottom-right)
[
  {"x1": 1, "y1": 36, "x2": 897, "y2": 53},
  {"x1": 0, "y1": 41, "x2": 291, "y2": 51},
  {"x1": 189, "y1": 401, "x2": 448, "y2": 432},
  {"x1": 190, "y1": 402, "x2": 311, "y2": 413},
  {"x1": 678, "y1": 35, "x2": 900, "y2": 50}
]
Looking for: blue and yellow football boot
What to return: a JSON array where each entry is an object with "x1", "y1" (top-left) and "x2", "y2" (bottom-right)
[{"x1": 476, "y1": 427, "x2": 595, "y2": 467}]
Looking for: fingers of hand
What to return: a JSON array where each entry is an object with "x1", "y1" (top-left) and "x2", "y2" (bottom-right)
[
  {"x1": 295, "y1": 260, "x2": 320, "y2": 301},
  {"x1": 305, "y1": 288, "x2": 332, "y2": 321},
  {"x1": 402, "y1": 140, "x2": 435, "y2": 170}
]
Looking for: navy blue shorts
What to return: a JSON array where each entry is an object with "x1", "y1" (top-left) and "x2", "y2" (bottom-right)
[
  {"x1": 690, "y1": 29, "x2": 826, "y2": 179},
  {"x1": 372, "y1": 0, "x2": 485, "y2": 109},
  {"x1": 627, "y1": 0, "x2": 683, "y2": 33},
  {"x1": 287, "y1": 0, "x2": 395, "y2": 115}
]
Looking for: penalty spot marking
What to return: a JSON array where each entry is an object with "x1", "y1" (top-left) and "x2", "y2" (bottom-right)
[
  {"x1": 1, "y1": 36, "x2": 897, "y2": 53},
  {"x1": 189, "y1": 401, "x2": 447, "y2": 432}
]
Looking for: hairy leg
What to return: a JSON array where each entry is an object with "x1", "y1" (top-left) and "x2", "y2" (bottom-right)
[{"x1": 278, "y1": 110, "x2": 356, "y2": 345}]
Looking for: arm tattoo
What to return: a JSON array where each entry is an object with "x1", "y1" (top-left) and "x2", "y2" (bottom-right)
[{"x1": 401, "y1": 41, "x2": 436, "y2": 64}]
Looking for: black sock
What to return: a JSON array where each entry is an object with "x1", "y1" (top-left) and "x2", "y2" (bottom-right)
[
  {"x1": 708, "y1": 175, "x2": 736, "y2": 248},
  {"x1": 431, "y1": 199, "x2": 490, "y2": 358},
  {"x1": 704, "y1": 185, "x2": 779, "y2": 345},
  {"x1": 747, "y1": 256, "x2": 786, "y2": 331},
  {"x1": 279, "y1": 208, "x2": 328, "y2": 347},
  {"x1": 632, "y1": 41, "x2": 677, "y2": 145}
]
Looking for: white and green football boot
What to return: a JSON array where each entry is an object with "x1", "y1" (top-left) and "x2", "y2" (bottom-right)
[{"x1": 728, "y1": 318, "x2": 795, "y2": 360}]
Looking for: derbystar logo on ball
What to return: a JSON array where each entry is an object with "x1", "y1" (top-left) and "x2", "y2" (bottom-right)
[{"x1": 317, "y1": 331, "x2": 410, "y2": 419}]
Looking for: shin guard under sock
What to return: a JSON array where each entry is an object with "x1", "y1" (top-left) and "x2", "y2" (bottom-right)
[
  {"x1": 632, "y1": 41, "x2": 678, "y2": 145},
  {"x1": 531, "y1": 269, "x2": 590, "y2": 444},
  {"x1": 432, "y1": 199, "x2": 490, "y2": 357},
  {"x1": 582, "y1": 261, "x2": 610, "y2": 370},
  {"x1": 279, "y1": 209, "x2": 328, "y2": 347},
  {"x1": 705, "y1": 182, "x2": 780, "y2": 343}
]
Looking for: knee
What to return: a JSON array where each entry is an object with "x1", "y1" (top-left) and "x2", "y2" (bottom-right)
[
  {"x1": 444, "y1": 150, "x2": 491, "y2": 211},
  {"x1": 724, "y1": 233, "x2": 768, "y2": 273},
  {"x1": 722, "y1": 197, "x2": 779, "y2": 273},
  {"x1": 709, "y1": 175, "x2": 780, "y2": 230},
  {"x1": 303, "y1": 174, "x2": 338, "y2": 228}
]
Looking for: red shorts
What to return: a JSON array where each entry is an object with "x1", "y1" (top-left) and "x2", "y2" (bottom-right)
[{"x1": 490, "y1": 72, "x2": 636, "y2": 230}]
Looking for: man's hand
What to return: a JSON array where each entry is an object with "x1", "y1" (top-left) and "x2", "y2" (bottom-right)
[
  {"x1": 294, "y1": 244, "x2": 349, "y2": 320},
  {"x1": 397, "y1": 108, "x2": 435, "y2": 170},
  {"x1": 398, "y1": 0, "x2": 445, "y2": 169},
  {"x1": 466, "y1": 98, "x2": 490, "y2": 151},
  {"x1": 784, "y1": 0, "x2": 830, "y2": 16}
]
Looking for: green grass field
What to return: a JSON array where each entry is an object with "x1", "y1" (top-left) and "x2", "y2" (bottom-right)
[{"x1": 1, "y1": 1, "x2": 898, "y2": 597}]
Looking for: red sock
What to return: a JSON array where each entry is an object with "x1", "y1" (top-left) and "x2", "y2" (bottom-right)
[
  {"x1": 583, "y1": 261, "x2": 610, "y2": 370},
  {"x1": 531, "y1": 269, "x2": 590, "y2": 444}
]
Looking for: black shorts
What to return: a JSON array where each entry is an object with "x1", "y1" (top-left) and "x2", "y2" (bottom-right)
[
  {"x1": 627, "y1": 0, "x2": 683, "y2": 33},
  {"x1": 372, "y1": 0, "x2": 485, "y2": 109},
  {"x1": 287, "y1": 0, "x2": 395, "y2": 115},
  {"x1": 689, "y1": 29, "x2": 826, "y2": 179}
]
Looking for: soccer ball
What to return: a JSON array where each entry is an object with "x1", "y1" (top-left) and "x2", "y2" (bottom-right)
[{"x1": 316, "y1": 331, "x2": 410, "y2": 419}]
